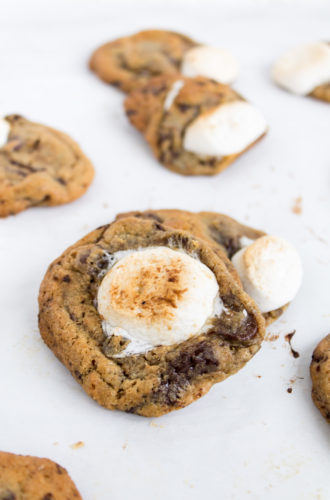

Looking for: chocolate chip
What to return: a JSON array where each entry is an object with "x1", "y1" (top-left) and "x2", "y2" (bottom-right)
[
  {"x1": 0, "y1": 492, "x2": 16, "y2": 500},
  {"x1": 56, "y1": 177, "x2": 66, "y2": 185},
  {"x1": 42, "y1": 494, "x2": 54, "y2": 500},
  {"x1": 56, "y1": 464, "x2": 64, "y2": 474},
  {"x1": 79, "y1": 250, "x2": 91, "y2": 264},
  {"x1": 74, "y1": 370, "x2": 82, "y2": 381},
  {"x1": 126, "y1": 109, "x2": 136, "y2": 117},
  {"x1": 287, "y1": 387, "x2": 293, "y2": 393},
  {"x1": 62, "y1": 275, "x2": 71, "y2": 282}
]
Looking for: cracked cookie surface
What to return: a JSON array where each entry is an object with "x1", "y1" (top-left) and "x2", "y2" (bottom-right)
[
  {"x1": 89, "y1": 29, "x2": 197, "y2": 93},
  {"x1": 0, "y1": 115, "x2": 94, "y2": 217},
  {"x1": 310, "y1": 334, "x2": 330, "y2": 422},
  {"x1": 38, "y1": 210, "x2": 266, "y2": 417},
  {"x1": 124, "y1": 76, "x2": 266, "y2": 176},
  {"x1": 0, "y1": 451, "x2": 82, "y2": 500}
]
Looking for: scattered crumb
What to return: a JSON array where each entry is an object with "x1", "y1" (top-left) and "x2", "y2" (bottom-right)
[
  {"x1": 255, "y1": 374, "x2": 262, "y2": 378},
  {"x1": 122, "y1": 442, "x2": 128, "y2": 450},
  {"x1": 103, "y1": 202, "x2": 109, "y2": 208},
  {"x1": 264, "y1": 332, "x2": 280, "y2": 342},
  {"x1": 70, "y1": 441, "x2": 84, "y2": 450},
  {"x1": 291, "y1": 196, "x2": 302, "y2": 215},
  {"x1": 53, "y1": 442, "x2": 59, "y2": 446},
  {"x1": 284, "y1": 331, "x2": 300, "y2": 358},
  {"x1": 305, "y1": 226, "x2": 328, "y2": 245},
  {"x1": 149, "y1": 421, "x2": 164, "y2": 429},
  {"x1": 287, "y1": 388, "x2": 293, "y2": 394},
  {"x1": 184, "y1": 480, "x2": 194, "y2": 489},
  {"x1": 81, "y1": 224, "x2": 90, "y2": 231}
]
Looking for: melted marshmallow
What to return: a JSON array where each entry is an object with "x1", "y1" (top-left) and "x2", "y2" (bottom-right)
[
  {"x1": 272, "y1": 42, "x2": 330, "y2": 95},
  {"x1": 183, "y1": 101, "x2": 267, "y2": 157},
  {"x1": 0, "y1": 118, "x2": 10, "y2": 148},
  {"x1": 232, "y1": 236, "x2": 303, "y2": 313},
  {"x1": 163, "y1": 80, "x2": 184, "y2": 110},
  {"x1": 181, "y1": 45, "x2": 239, "y2": 84},
  {"x1": 97, "y1": 247, "x2": 223, "y2": 356}
]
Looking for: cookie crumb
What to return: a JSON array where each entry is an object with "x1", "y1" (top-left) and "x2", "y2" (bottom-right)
[
  {"x1": 287, "y1": 387, "x2": 293, "y2": 393},
  {"x1": 70, "y1": 441, "x2": 84, "y2": 449},
  {"x1": 103, "y1": 202, "x2": 109, "y2": 208},
  {"x1": 291, "y1": 196, "x2": 302, "y2": 215},
  {"x1": 149, "y1": 421, "x2": 164, "y2": 428},
  {"x1": 122, "y1": 442, "x2": 128, "y2": 450},
  {"x1": 285, "y1": 330, "x2": 300, "y2": 358},
  {"x1": 264, "y1": 332, "x2": 280, "y2": 342}
]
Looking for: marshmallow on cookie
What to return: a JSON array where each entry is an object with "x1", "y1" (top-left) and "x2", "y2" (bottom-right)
[
  {"x1": 98, "y1": 247, "x2": 223, "y2": 356},
  {"x1": 232, "y1": 235, "x2": 303, "y2": 313},
  {"x1": 272, "y1": 42, "x2": 330, "y2": 96},
  {"x1": 181, "y1": 46, "x2": 239, "y2": 84}
]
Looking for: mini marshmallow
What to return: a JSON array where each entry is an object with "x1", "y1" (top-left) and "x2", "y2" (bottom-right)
[
  {"x1": 98, "y1": 247, "x2": 222, "y2": 356},
  {"x1": 183, "y1": 100, "x2": 267, "y2": 157},
  {"x1": 232, "y1": 236, "x2": 302, "y2": 313},
  {"x1": 0, "y1": 118, "x2": 10, "y2": 148},
  {"x1": 272, "y1": 42, "x2": 330, "y2": 95},
  {"x1": 181, "y1": 45, "x2": 239, "y2": 84},
  {"x1": 163, "y1": 80, "x2": 184, "y2": 110}
]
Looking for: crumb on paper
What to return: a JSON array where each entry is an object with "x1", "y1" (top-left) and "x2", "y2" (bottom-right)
[
  {"x1": 305, "y1": 226, "x2": 328, "y2": 245},
  {"x1": 53, "y1": 442, "x2": 59, "y2": 446},
  {"x1": 184, "y1": 480, "x2": 194, "y2": 489},
  {"x1": 103, "y1": 202, "x2": 109, "y2": 208},
  {"x1": 122, "y1": 442, "x2": 128, "y2": 450},
  {"x1": 284, "y1": 330, "x2": 300, "y2": 358},
  {"x1": 264, "y1": 332, "x2": 280, "y2": 342},
  {"x1": 255, "y1": 374, "x2": 262, "y2": 378},
  {"x1": 287, "y1": 387, "x2": 293, "y2": 394},
  {"x1": 70, "y1": 441, "x2": 84, "y2": 449},
  {"x1": 291, "y1": 196, "x2": 302, "y2": 215},
  {"x1": 149, "y1": 421, "x2": 164, "y2": 429}
]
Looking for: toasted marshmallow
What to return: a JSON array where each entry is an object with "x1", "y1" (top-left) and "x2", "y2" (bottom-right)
[
  {"x1": 232, "y1": 236, "x2": 302, "y2": 313},
  {"x1": 183, "y1": 101, "x2": 267, "y2": 157},
  {"x1": 181, "y1": 45, "x2": 239, "y2": 84},
  {"x1": 97, "y1": 247, "x2": 222, "y2": 356},
  {"x1": 0, "y1": 118, "x2": 10, "y2": 148},
  {"x1": 272, "y1": 42, "x2": 330, "y2": 95},
  {"x1": 164, "y1": 80, "x2": 184, "y2": 110}
]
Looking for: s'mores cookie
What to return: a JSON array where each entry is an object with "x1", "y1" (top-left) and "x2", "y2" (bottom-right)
[
  {"x1": 38, "y1": 210, "x2": 302, "y2": 417},
  {"x1": 89, "y1": 29, "x2": 238, "y2": 93},
  {"x1": 272, "y1": 42, "x2": 330, "y2": 102},
  {"x1": 124, "y1": 76, "x2": 267, "y2": 176}
]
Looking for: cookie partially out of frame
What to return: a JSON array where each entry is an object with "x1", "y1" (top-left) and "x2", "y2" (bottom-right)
[
  {"x1": 0, "y1": 115, "x2": 94, "y2": 217},
  {"x1": 0, "y1": 451, "x2": 82, "y2": 500},
  {"x1": 310, "y1": 334, "x2": 330, "y2": 423},
  {"x1": 124, "y1": 76, "x2": 267, "y2": 176},
  {"x1": 39, "y1": 210, "x2": 266, "y2": 417},
  {"x1": 89, "y1": 29, "x2": 197, "y2": 93}
]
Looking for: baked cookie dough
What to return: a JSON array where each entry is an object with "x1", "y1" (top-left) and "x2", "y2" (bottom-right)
[
  {"x1": 0, "y1": 451, "x2": 82, "y2": 499},
  {"x1": 272, "y1": 42, "x2": 330, "y2": 103},
  {"x1": 124, "y1": 76, "x2": 267, "y2": 176},
  {"x1": 0, "y1": 115, "x2": 94, "y2": 217},
  {"x1": 38, "y1": 210, "x2": 302, "y2": 417},
  {"x1": 310, "y1": 334, "x2": 330, "y2": 423},
  {"x1": 89, "y1": 29, "x2": 238, "y2": 93}
]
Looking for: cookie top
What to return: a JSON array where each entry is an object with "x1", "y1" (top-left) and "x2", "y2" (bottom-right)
[
  {"x1": 89, "y1": 29, "x2": 197, "y2": 93},
  {"x1": 310, "y1": 334, "x2": 330, "y2": 422},
  {"x1": 124, "y1": 76, "x2": 267, "y2": 175},
  {"x1": 0, "y1": 115, "x2": 94, "y2": 217},
  {"x1": 0, "y1": 451, "x2": 82, "y2": 500},
  {"x1": 39, "y1": 210, "x2": 266, "y2": 417}
]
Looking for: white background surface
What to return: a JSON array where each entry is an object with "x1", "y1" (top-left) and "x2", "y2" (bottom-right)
[{"x1": 1, "y1": 0, "x2": 330, "y2": 498}]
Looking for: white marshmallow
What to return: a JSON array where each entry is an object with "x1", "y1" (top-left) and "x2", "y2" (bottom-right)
[
  {"x1": 0, "y1": 118, "x2": 10, "y2": 148},
  {"x1": 272, "y1": 42, "x2": 330, "y2": 95},
  {"x1": 97, "y1": 247, "x2": 223, "y2": 356},
  {"x1": 163, "y1": 80, "x2": 184, "y2": 110},
  {"x1": 183, "y1": 101, "x2": 267, "y2": 157},
  {"x1": 231, "y1": 236, "x2": 302, "y2": 313},
  {"x1": 181, "y1": 45, "x2": 239, "y2": 84}
]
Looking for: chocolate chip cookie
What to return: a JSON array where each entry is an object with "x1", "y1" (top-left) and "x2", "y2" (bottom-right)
[
  {"x1": 89, "y1": 29, "x2": 197, "y2": 93},
  {"x1": 0, "y1": 115, "x2": 94, "y2": 217},
  {"x1": 39, "y1": 210, "x2": 266, "y2": 417},
  {"x1": 0, "y1": 451, "x2": 82, "y2": 499},
  {"x1": 310, "y1": 334, "x2": 330, "y2": 422},
  {"x1": 124, "y1": 76, "x2": 267, "y2": 176}
]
